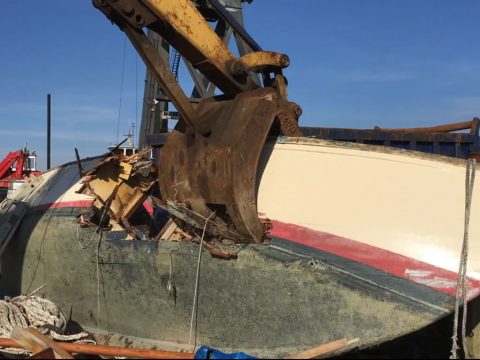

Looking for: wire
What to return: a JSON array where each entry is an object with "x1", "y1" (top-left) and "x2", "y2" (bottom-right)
[
  {"x1": 135, "y1": 53, "x2": 139, "y2": 148},
  {"x1": 188, "y1": 211, "x2": 216, "y2": 350},
  {"x1": 116, "y1": 36, "x2": 127, "y2": 145},
  {"x1": 450, "y1": 158, "x2": 476, "y2": 359}
]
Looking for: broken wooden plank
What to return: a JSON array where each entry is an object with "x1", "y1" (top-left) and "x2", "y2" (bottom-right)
[
  {"x1": 119, "y1": 161, "x2": 133, "y2": 180},
  {"x1": 11, "y1": 327, "x2": 73, "y2": 359},
  {"x1": 285, "y1": 338, "x2": 357, "y2": 359},
  {"x1": 156, "y1": 198, "x2": 244, "y2": 241},
  {"x1": 156, "y1": 218, "x2": 179, "y2": 240},
  {"x1": 81, "y1": 156, "x2": 156, "y2": 222},
  {"x1": 200, "y1": 240, "x2": 238, "y2": 260},
  {"x1": 30, "y1": 348, "x2": 56, "y2": 359}
]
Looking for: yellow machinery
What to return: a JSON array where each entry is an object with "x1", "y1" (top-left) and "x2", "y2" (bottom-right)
[{"x1": 93, "y1": 0, "x2": 303, "y2": 243}]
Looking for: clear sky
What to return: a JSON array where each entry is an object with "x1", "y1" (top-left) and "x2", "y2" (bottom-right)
[{"x1": 1, "y1": 0, "x2": 480, "y2": 170}]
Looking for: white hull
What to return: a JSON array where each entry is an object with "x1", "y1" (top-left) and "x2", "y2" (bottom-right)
[{"x1": 258, "y1": 138, "x2": 480, "y2": 298}]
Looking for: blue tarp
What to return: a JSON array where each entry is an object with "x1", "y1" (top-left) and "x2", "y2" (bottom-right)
[{"x1": 194, "y1": 346, "x2": 257, "y2": 359}]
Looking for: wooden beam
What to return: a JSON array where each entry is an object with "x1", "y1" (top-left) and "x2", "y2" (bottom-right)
[
  {"x1": 11, "y1": 327, "x2": 73, "y2": 359},
  {"x1": 286, "y1": 338, "x2": 358, "y2": 359},
  {"x1": 1, "y1": 336, "x2": 194, "y2": 359}
]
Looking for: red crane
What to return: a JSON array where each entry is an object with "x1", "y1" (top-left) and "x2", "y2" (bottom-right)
[{"x1": 0, "y1": 147, "x2": 41, "y2": 189}]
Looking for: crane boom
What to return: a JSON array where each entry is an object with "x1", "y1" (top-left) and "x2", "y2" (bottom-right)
[{"x1": 0, "y1": 149, "x2": 40, "y2": 188}]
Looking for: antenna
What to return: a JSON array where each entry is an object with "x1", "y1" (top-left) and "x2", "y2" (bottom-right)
[
  {"x1": 131, "y1": 122, "x2": 136, "y2": 147},
  {"x1": 123, "y1": 121, "x2": 136, "y2": 148}
]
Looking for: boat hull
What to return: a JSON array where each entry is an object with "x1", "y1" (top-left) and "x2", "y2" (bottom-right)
[{"x1": 2, "y1": 138, "x2": 480, "y2": 357}]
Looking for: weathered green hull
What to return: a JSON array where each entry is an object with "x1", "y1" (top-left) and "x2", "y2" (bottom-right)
[{"x1": 2, "y1": 205, "x2": 445, "y2": 358}]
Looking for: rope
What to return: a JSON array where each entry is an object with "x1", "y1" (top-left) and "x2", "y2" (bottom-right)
[
  {"x1": 0, "y1": 293, "x2": 93, "y2": 355},
  {"x1": 450, "y1": 158, "x2": 476, "y2": 359},
  {"x1": 188, "y1": 211, "x2": 216, "y2": 350}
]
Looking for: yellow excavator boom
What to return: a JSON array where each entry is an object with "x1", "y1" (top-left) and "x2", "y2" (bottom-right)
[{"x1": 93, "y1": 0, "x2": 302, "y2": 242}]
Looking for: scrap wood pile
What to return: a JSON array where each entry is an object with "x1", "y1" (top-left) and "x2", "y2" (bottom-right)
[{"x1": 78, "y1": 147, "x2": 158, "y2": 239}]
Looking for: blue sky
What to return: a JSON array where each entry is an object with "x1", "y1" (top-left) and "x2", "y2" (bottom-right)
[{"x1": 1, "y1": 1, "x2": 480, "y2": 170}]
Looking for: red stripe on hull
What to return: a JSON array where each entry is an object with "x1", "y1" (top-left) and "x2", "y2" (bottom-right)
[
  {"x1": 270, "y1": 220, "x2": 480, "y2": 298},
  {"x1": 28, "y1": 200, "x2": 94, "y2": 213}
]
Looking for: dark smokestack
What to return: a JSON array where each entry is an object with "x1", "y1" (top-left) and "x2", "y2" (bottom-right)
[{"x1": 47, "y1": 93, "x2": 51, "y2": 170}]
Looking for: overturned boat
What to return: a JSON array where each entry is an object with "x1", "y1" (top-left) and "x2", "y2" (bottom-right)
[{"x1": 1, "y1": 136, "x2": 480, "y2": 357}]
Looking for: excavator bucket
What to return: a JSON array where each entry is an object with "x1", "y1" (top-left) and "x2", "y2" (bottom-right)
[{"x1": 158, "y1": 89, "x2": 301, "y2": 242}]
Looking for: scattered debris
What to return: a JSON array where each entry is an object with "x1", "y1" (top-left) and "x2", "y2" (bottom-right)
[
  {"x1": 0, "y1": 330, "x2": 195, "y2": 359},
  {"x1": 156, "y1": 219, "x2": 179, "y2": 241},
  {"x1": 258, "y1": 213, "x2": 273, "y2": 232},
  {"x1": 193, "y1": 239, "x2": 239, "y2": 260},
  {"x1": 76, "y1": 213, "x2": 96, "y2": 228},
  {"x1": 0, "y1": 289, "x2": 93, "y2": 356},
  {"x1": 151, "y1": 197, "x2": 240, "y2": 260},
  {"x1": 78, "y1": 148, "x2": 158, "y2": 239},
  {"x1": 81, "y1": 153, "x2": 157, "y2": 222},
  {"x1": 75, "y1": 150, "x2": 245, "y2": 262},
  {"x1": 155, "y1": 198, "x2": 245, "y2": 242}
]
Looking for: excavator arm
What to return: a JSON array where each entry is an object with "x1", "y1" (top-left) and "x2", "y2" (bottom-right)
[{"x1": 93, "y1": 0, "x2": 303, "y2": 242}]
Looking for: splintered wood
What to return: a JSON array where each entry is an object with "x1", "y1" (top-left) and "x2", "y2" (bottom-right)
[
  {"x1": 11, "y1": 327, "x2": 73, "y2": 359},
  {"x1": 80, "y1": 152, "x2": 157, "y2": 224}
]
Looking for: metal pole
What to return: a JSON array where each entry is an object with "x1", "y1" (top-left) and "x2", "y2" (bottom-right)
[{"x1": 47, "y1": 93, "x2": 51, "y2": 170}]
